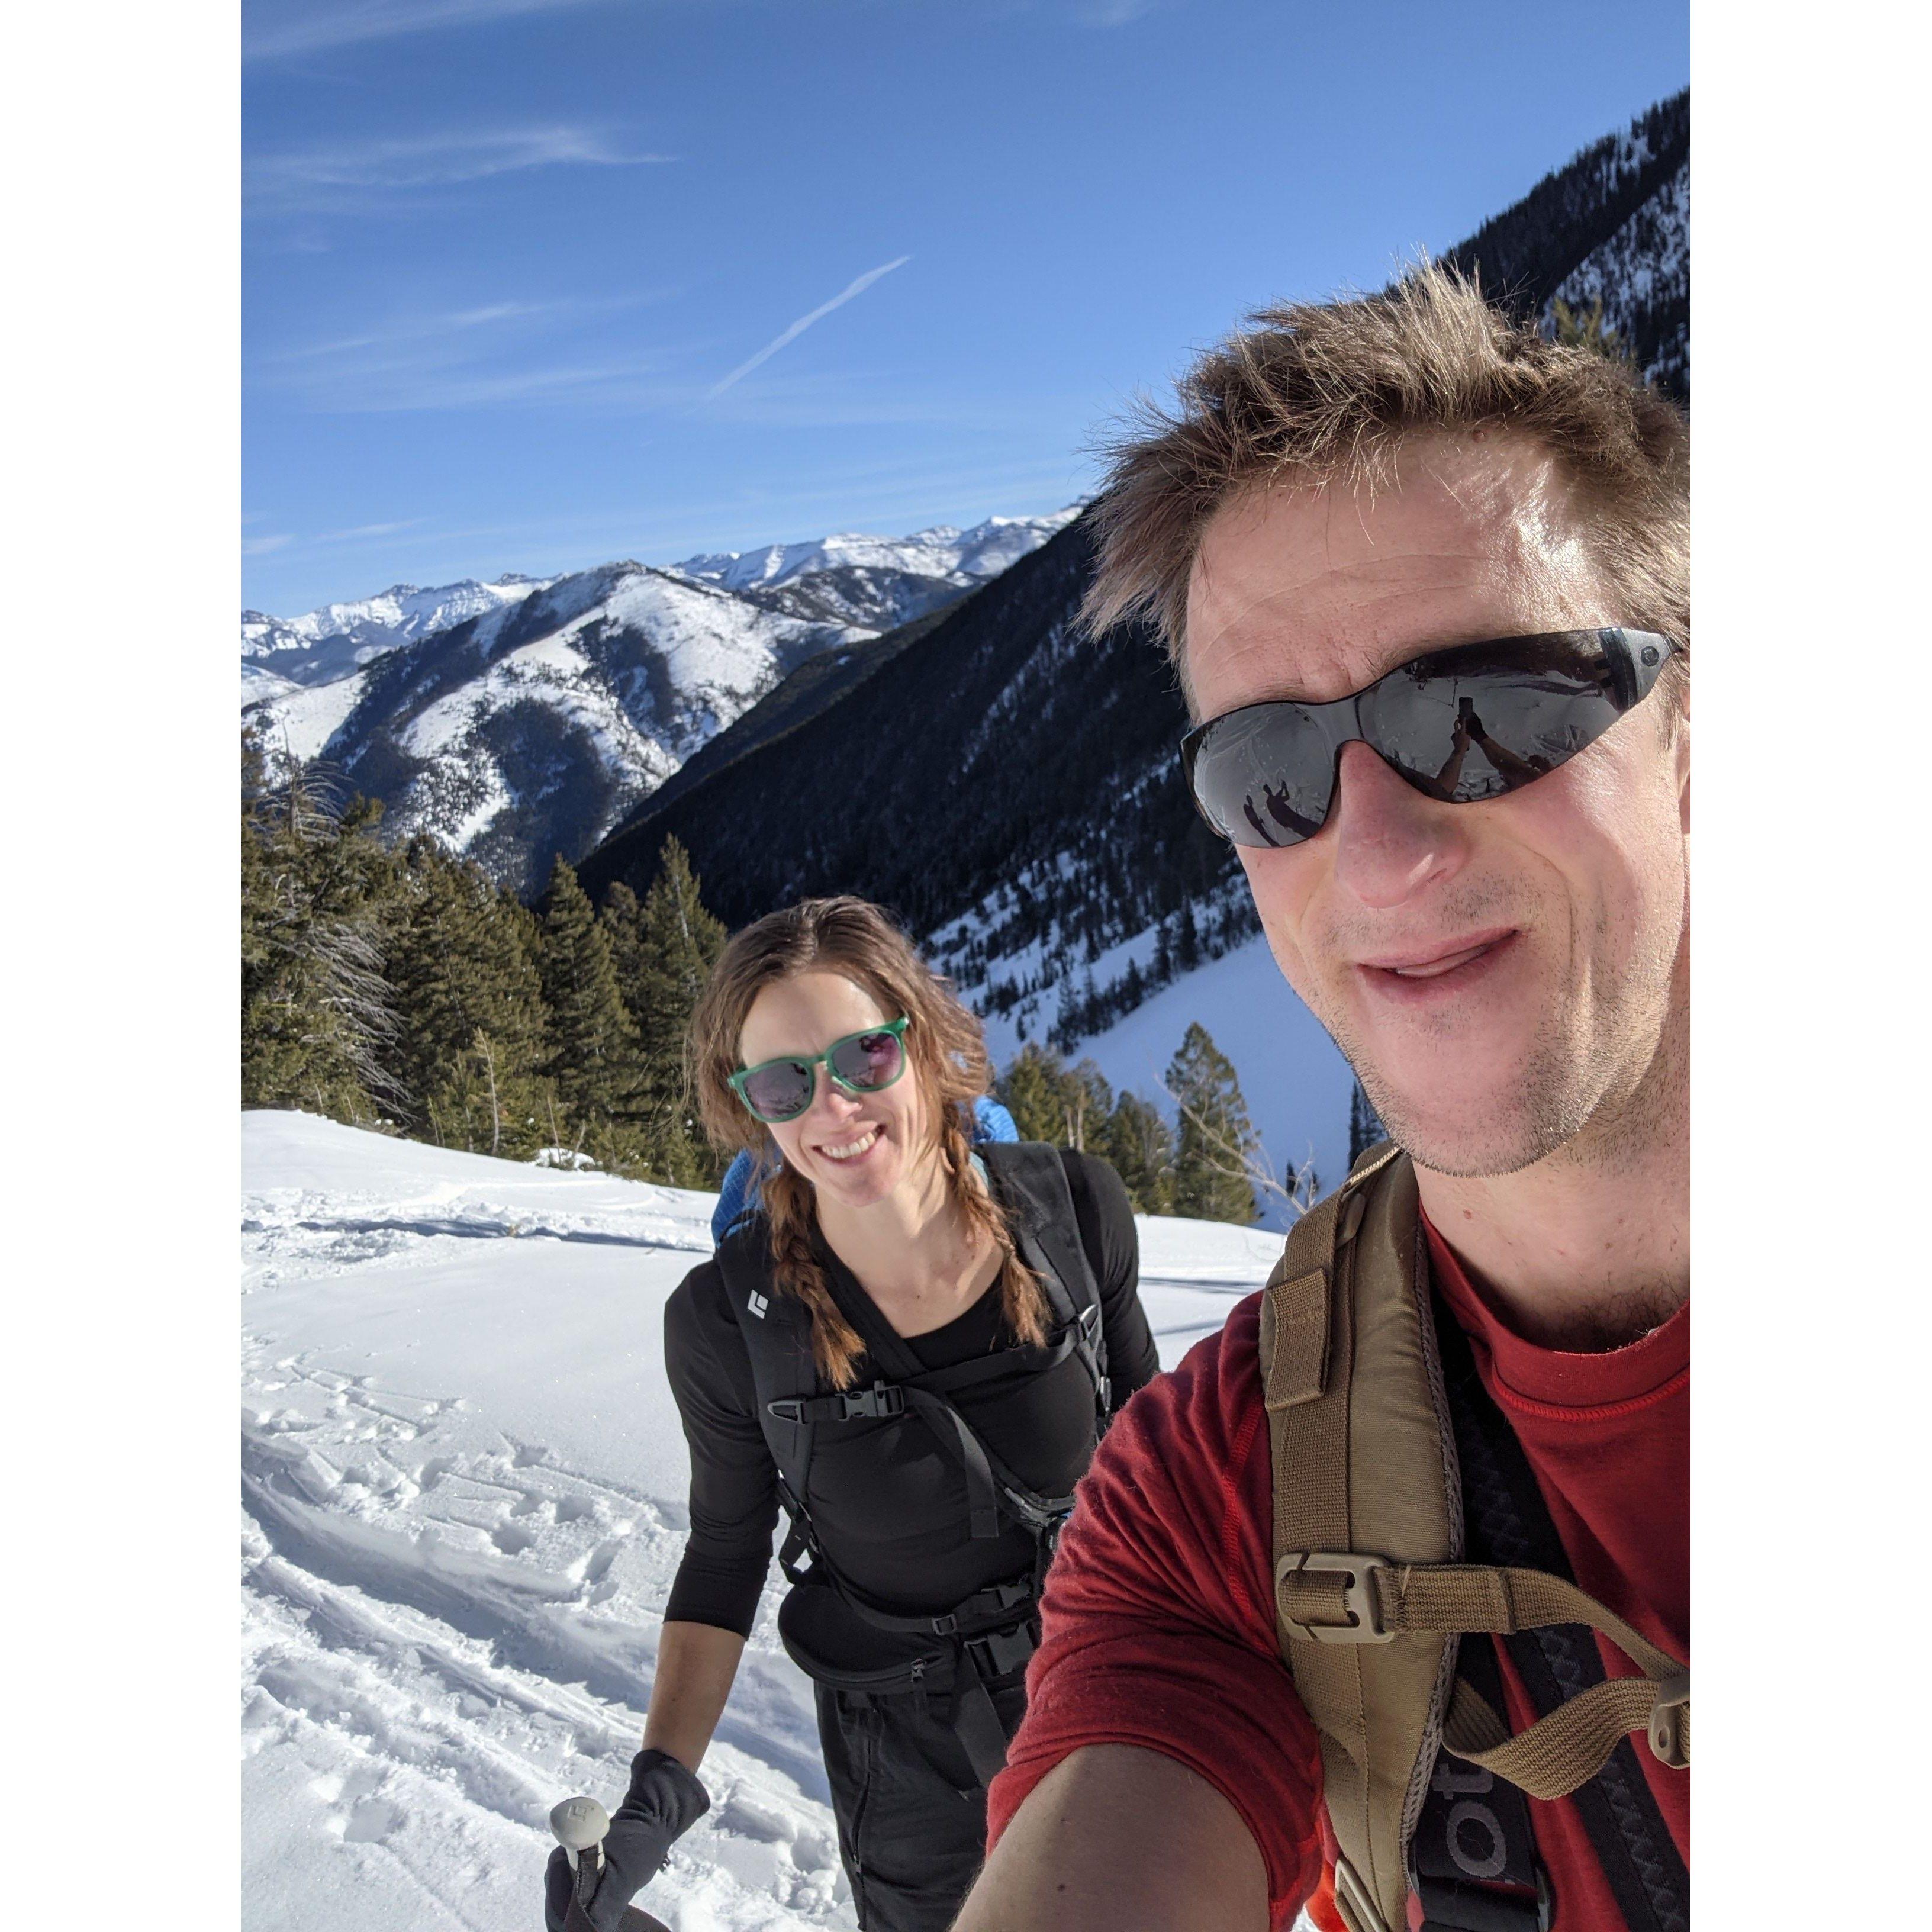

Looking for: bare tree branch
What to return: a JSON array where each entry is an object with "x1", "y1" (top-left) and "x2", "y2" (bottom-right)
[{"x1": 1161, "y1": 1079, "x2": 1321, "y2": 1221}]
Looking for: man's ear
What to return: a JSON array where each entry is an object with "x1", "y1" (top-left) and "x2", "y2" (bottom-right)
[
  {"x1": 1654, "y1": 667, "x2": 1690, "y2": 833},
  {"x1": 1672, "y1": 699, "x2": 1690, "y2": 835}
]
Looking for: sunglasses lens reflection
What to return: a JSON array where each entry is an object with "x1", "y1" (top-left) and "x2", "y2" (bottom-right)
[
  {"x1": 830, "y1": 1029, "x2": 904, "y2": 1092},
  {"x1": 1192, "y1": 705, "x2": 1333, "y2": 848},
  {"x1": 742, "y1": 1062, "x2": 814, "y2": 1120}
]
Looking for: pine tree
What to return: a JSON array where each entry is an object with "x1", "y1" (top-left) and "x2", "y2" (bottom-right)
[
  {"x1": 624, "y1": 838, "x2": 729, "y2": 1186},
  {"x1": 382, "y1": 838, "x2": 551, "y2": 1157},
  {"x1": 1103, "y1": 1090, "x2": 1176, "y2": 1215},
  {"x1": 599, "y1": 881, "x2": 648, "y2": 1011},
  {"x1": 1176, "y1": 901, "x2": 1201, "y2": 972},
  {"x1": 536, "y1": 855, "x2": 642, "y2": 1161},
  {"x1": 999, "y1": 1041, "x2": 1073, "y2": 1145},
  {"x1": 1165, "y1": 1022, "x2": 1258, "y2": 1223},
  {"x1": 1062, "y1": 1058, "x2": 1113, "y2": 1152},
  {"x1": 242, "y1": 739, "x2": 405, "y2": 1124},
  {"x1": 1550, "y1": 295, "x2": 1630, "y2": 364}
]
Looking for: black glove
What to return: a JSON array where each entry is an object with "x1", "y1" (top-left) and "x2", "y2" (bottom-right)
[{"x1": 543, "y1": 1750, "x2": 710, "y2": 1932}]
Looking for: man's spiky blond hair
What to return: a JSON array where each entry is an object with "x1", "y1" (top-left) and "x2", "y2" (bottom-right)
[{"x1": 1081, "y1": 262, "x2": 1689, "y2": 698}]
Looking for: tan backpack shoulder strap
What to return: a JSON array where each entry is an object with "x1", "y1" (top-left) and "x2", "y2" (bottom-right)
[{"x1": 1258, "y1": 1142, "x2": 1457, "y2": 1932}]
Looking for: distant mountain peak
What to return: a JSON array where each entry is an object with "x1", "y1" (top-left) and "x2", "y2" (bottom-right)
[{"x1": 668, "y1": 508, "x2": 1083, "y2": 596}]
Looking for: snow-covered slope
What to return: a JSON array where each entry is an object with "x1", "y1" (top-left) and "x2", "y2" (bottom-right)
[
  {"x1": 964, "y1": 925, "x2": 1360, "y2": 1231},
  {"x1": 244, "y1": 665, "x2": 372, "y2": 764},
  {"x1": 242, "y1": 562, "x2": 863, "y2": 891},
  {"x1": 242, "y1": 1111, "x2": 1282, "y2": 1931},
  {"x1": 1545, "y1": 156, "x2": 1689, "y2": 393},
  {"x1": 244, "y1": 577, "x2": 556, "y2": 690}
]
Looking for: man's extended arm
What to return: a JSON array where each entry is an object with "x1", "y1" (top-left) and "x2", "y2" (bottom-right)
[
  {"x1": 963, "y1": 1298, "x2": 1329, "y2": 1931},
  {"x1": 952, "y1": 1744, "x2": 1268, "y2": 1932}
]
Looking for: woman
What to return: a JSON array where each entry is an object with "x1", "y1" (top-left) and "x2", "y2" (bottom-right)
[{"x1": 545, "y1": 897, "x2": 1158, "y2": 1932}]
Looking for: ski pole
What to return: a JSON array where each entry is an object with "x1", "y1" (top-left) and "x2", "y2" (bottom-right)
[
  {"x1": 550, "y1": 1795, "x2": 610, "y2": 1931},
  {"x1": 548, "y1": 1796, "x2": 672, "y2": 1932}
]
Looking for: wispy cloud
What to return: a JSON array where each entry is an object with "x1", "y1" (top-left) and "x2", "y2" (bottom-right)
[
  {"x1": 255, "y1": 294, "x2": 684, "y2": 413},
  {"x1": 710, "y1": 256, "x2": 913, "y2": 397},
  {"x1": 265, "y1": 301, "x2": 580, "y2": 364},
  {"x1": 244, "y1": 533, "x2": 295, "y2": 556},
  {"x1": 246, "y1": 0, "x2": 616, "y2": 62},
  {"x1": 315, "y1": 519, "x2": 430, "y2": 543},
  {"x1": 329, "y1": 363, "x2": 686, "y2": 412},
  {"x1": 248, "y1": 125, "x2": 668, "y2": 214}
]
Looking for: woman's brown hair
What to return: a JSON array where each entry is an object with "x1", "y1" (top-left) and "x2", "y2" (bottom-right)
[{"x1": 690, "y1": 896, "x2": 1049, "y2": 1389}]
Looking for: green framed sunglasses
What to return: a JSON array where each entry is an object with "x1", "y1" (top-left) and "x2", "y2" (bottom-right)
[{"x1": 729, "y1": 1016, "x2": 911, "y2": 1124}]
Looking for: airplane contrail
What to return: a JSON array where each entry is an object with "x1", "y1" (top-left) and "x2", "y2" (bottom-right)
[{"x1": 710, "y1": 255, "x2": 913, "y2": 397}]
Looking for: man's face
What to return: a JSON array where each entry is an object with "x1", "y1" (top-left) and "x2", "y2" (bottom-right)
[{"x1": 1183, "y1": 436, "x2": 1689, "y2": 1178}]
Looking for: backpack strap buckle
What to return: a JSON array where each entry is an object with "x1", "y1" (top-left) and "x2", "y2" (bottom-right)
[
  {"x1": 837, "y1": 1382, "x2": 904, "y2": 1421},
  {"x1": 1648, "y1": 1671, "x2": 1690, "y2": 1768},
  {"x1": 1275, "y1": 1550, "x2": 1398, "y2": 1644},
  {"x1": 964, "y1": 1621, "x2": 1039, "y2": 1681}
]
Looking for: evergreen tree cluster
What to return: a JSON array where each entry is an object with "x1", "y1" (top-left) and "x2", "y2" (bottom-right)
[
  {"x1": 996, "y1": 1019, "x2": 1282, "y2": 1226},
  {"x1": 1023, "y1": 892, "x2": 1261, "y2": 1049},
  {"x1": 242, "y1": 735, "x2": 727, "y2": 1181}
]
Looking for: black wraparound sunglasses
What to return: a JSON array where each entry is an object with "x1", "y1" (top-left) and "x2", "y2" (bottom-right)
[
  {"x1": 1181, "y1": 628, "x2": 1678, "y2": 849},
  {"x1": 729, "y1": 1017, "x2": 910, "y2": 1124}
]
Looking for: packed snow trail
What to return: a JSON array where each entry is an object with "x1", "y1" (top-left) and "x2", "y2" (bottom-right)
[{"x1": 242, "y1": 1112, "x2": 1283, "y2": 1931}]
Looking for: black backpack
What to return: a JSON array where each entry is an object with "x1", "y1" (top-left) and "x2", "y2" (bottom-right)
[{"x1": 713, "y1": 1141, "x2": 1112, "y2": 1783}]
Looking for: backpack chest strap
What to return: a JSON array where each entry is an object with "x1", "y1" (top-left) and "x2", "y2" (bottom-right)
[{"x1": 1274, "y1": 1553, "x2": 1690, "y2": 1796}]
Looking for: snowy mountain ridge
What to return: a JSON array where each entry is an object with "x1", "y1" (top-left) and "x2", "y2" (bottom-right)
[
  {"x1": 672, "y1": 511, "x2": 1081, "y2": 595},
  {"x1": 242, "y1": 513, "x2": 1080, "y2": 896},
  {"x1": 243, "y1": 575, "x2": 557, "y2": 690},
  {"x1": 242, "y1": 513, "x2": 1079, "y2": 693}
]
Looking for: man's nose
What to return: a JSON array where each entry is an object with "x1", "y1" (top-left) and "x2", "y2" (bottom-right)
[{"x1": 1326, "y1": 742, "x2": 1469, "y2": 909}]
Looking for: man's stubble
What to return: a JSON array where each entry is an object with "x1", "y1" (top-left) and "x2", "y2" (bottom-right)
[{"x1": 1284, "y1": 873, "x2": 1688, "y2": 1186}]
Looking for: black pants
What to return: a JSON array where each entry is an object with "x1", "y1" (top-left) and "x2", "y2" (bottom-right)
[{"x1": 814, "y1": 1673, "x2": 1029, "y2": 1932}]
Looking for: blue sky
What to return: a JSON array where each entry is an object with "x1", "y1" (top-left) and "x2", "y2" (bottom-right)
[{"x1": 243, "y1": 0, "x2": 1688, "y2": 616}]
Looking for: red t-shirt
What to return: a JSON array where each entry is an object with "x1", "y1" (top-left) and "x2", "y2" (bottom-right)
[{"x1": 987, "y1": 1217, "x2": 1689, "y2": 1931}]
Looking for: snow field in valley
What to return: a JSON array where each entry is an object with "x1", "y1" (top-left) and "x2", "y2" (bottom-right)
[{"x1": 242, "y1": 1112, "x2": 1281, "y2": 1931}]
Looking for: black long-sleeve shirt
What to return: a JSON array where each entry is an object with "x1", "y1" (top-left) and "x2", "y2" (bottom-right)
[{"x1": 663, "y1": 1149, "x2": 1160, "y2": 1635}]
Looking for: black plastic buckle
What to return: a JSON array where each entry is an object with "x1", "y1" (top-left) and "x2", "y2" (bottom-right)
[
  {"x1": 1415, "y1": 1867, "x2": 1553, "y2": 1932},
  {"x1": 838, "y1": 1383, "x2": 904, "y2": 1421},
  {"x1": 965, "y1": 1624, "x2": 1037, "y2": 1680}
]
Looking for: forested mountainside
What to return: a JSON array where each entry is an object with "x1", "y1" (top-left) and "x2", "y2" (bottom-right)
[
  {"x1": 578, "y1": 89, "x2": 1692, "y2": 1051},
  {"x1": 577, "y1": 513, "x2": 1239, "y2": 1046},
  {"x1": 1447, "y1": 86, "x2": 1688, "y2": 397}
]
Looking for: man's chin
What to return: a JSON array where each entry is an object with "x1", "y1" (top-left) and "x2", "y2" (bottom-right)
[
  {"x1": 1349, "y1": 1032, "x2": 1571, "y2": 1178},
  {"x1": 1361, "y1": 1078, "x2": 1575, "y2": 1179}
]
